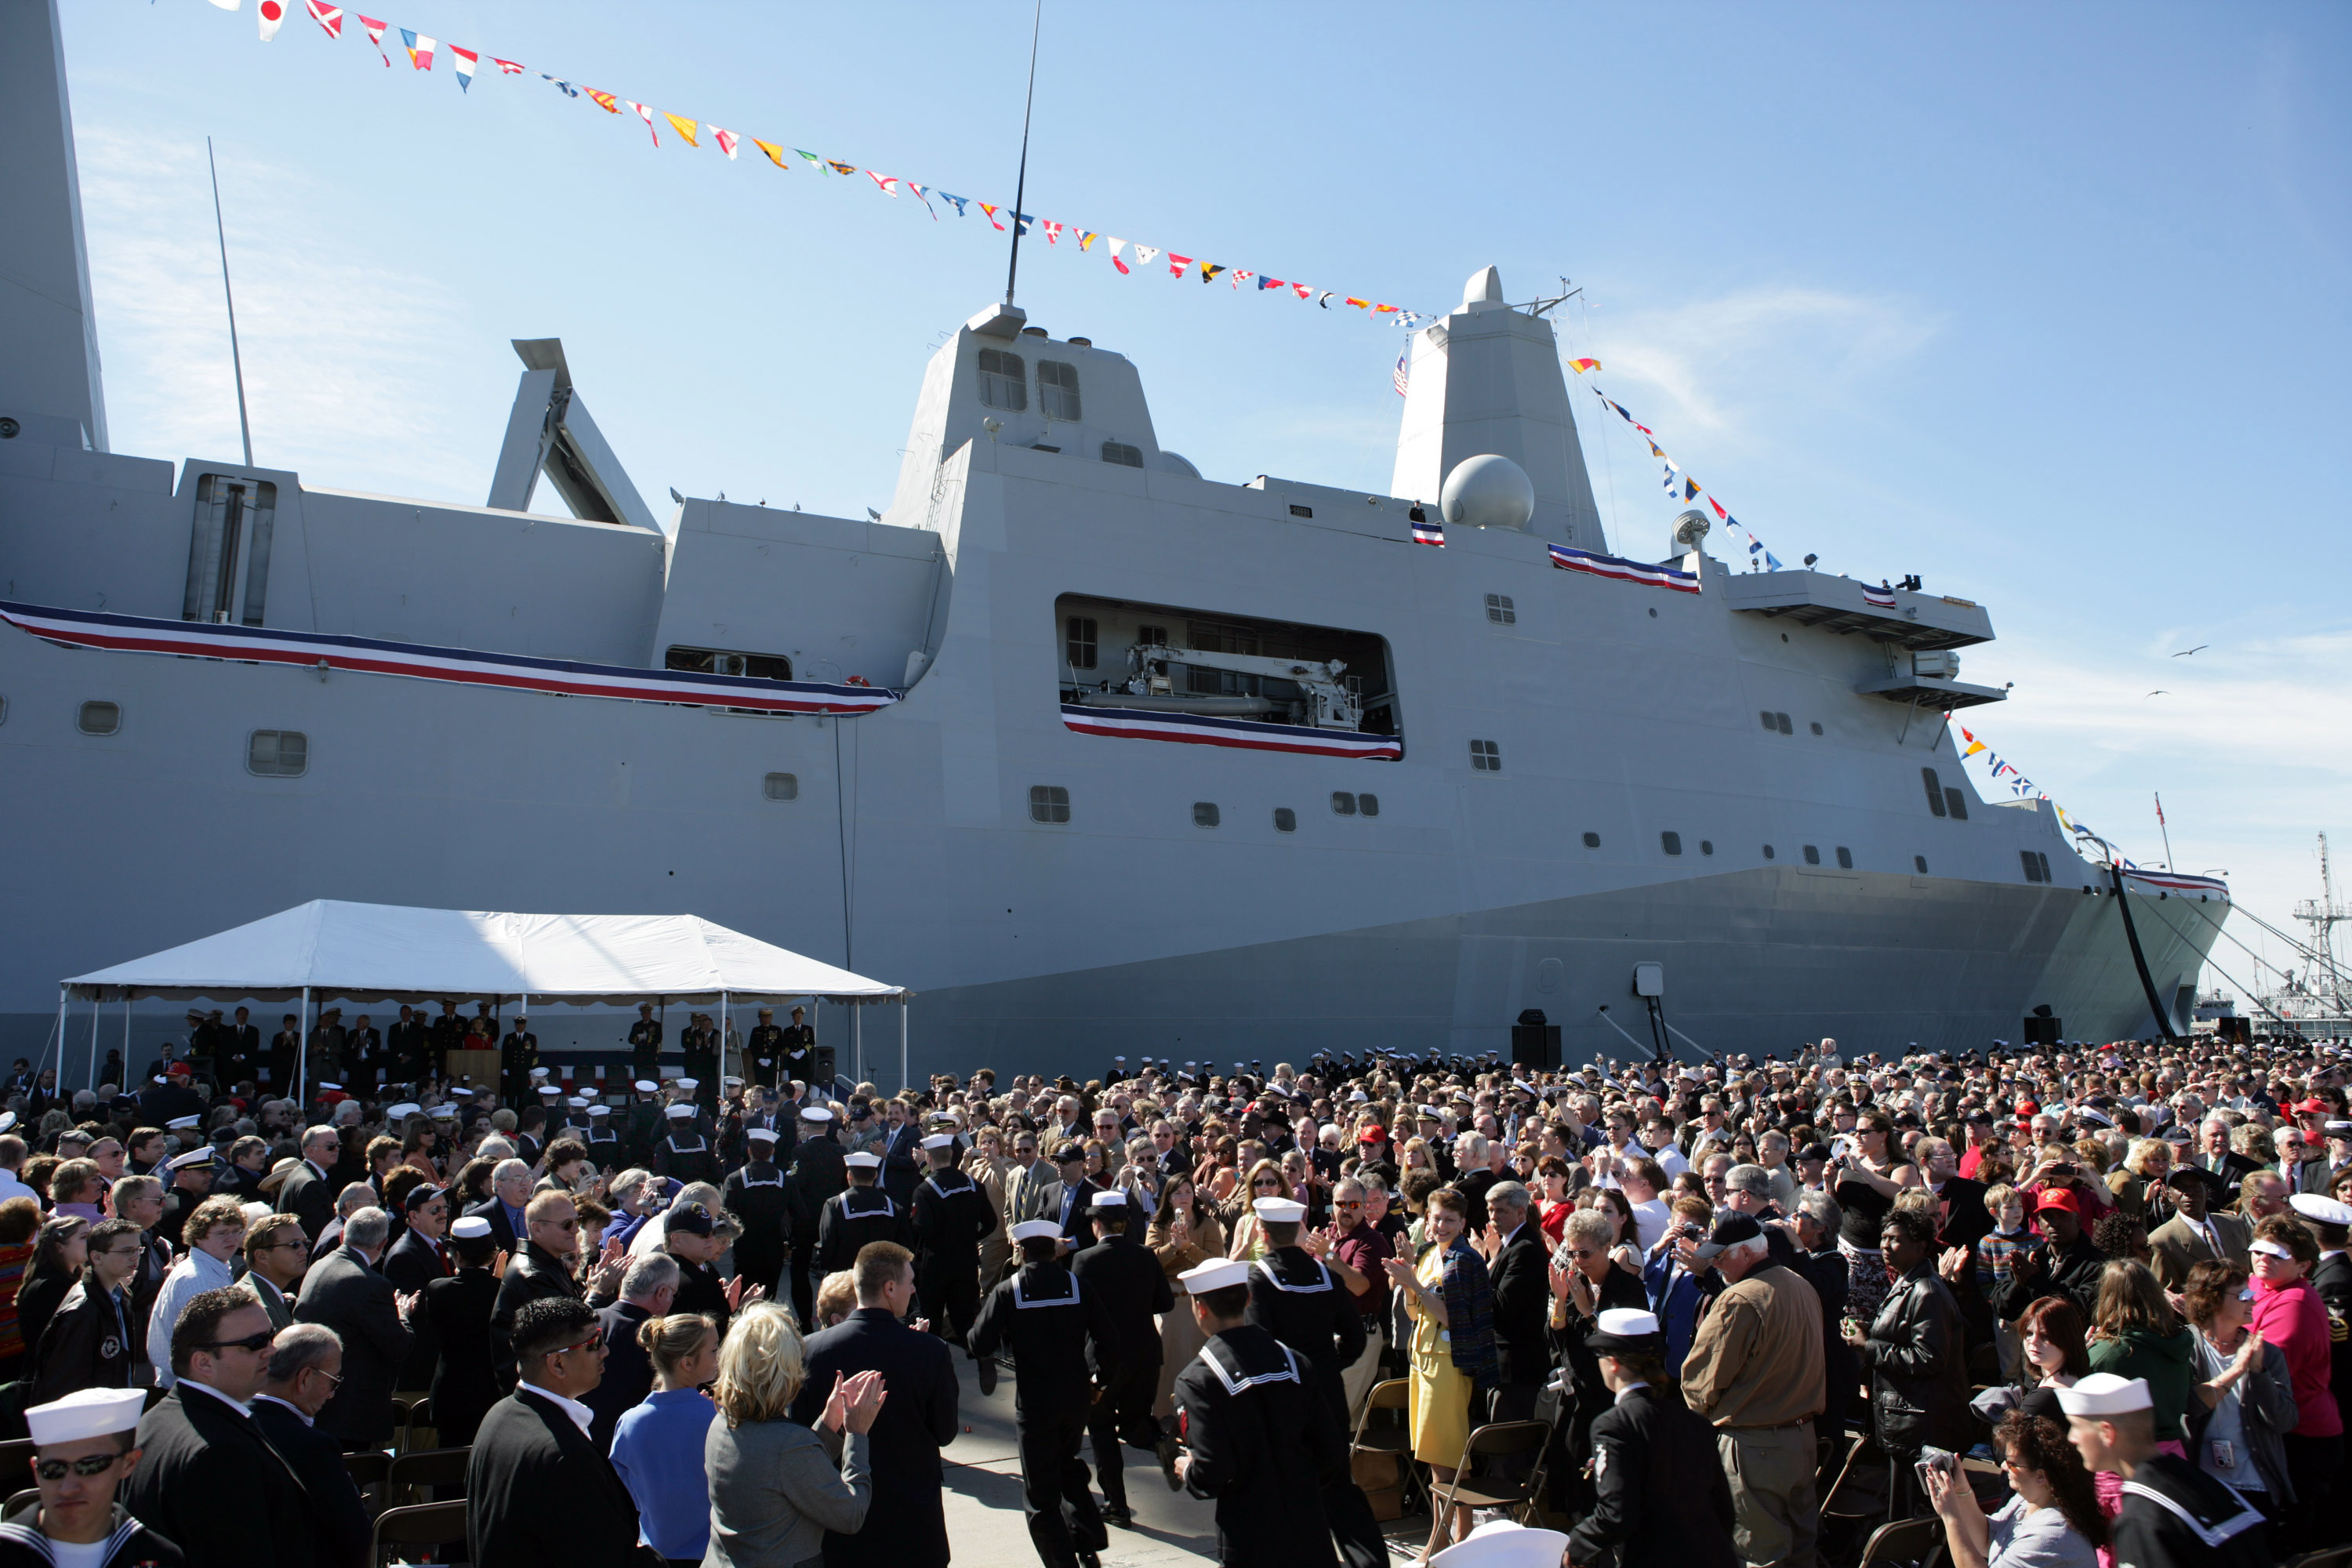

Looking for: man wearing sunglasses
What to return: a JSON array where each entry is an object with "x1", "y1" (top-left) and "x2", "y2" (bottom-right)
[
  {"x1": 10, "y1": 1386, "x2": 179, "y2": 1566},
  {"x1": 120, "y1": 1285, "x2": 313, "y2": 1567},
  {"x1": 468, "y1": 1295, "x2": 645, "y2": 1568}
]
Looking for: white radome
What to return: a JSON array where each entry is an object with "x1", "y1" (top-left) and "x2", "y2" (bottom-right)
[{"x1": 1439, "y1": 453, "x2": 1535, "y2": 531}]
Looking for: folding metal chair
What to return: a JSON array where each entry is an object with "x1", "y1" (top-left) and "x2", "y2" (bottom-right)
[
  {"x1": 344, "y1": 1449, "x2": 391, "y2": 1490},
  {"x1": 1348, "y1": 1376, "x2": 1425, "y2": 1512},
  {"x1": 1857, "y1": 1513, "x2": 1944, "y2": 1568},
  {"x1": 385, "y1": 1445, "x2": 470, "y2": 1509},
  {"x1": 369, "y1": 1498, "x2": 468, "y2": 1568},
  {"x1": 399, "y1": 1398, "x2": 435, "y2": 1455},
  {"x1": 1428, "y1": 1419, "x2": 1550, "y2": 1526}
]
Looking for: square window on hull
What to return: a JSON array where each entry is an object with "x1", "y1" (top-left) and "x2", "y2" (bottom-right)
[
  {"x1": 763, "y1": 772, "x2": 799, "y2": 801},
  {"x1": 78, "y1": 701, "x2": 120, "y2": 735},
  {"x1": 1469, "y1": 739, "x2": 1501, "y2": 772},
  {"x1": 1029, "y1": 785, "x2": 1070, "y2": 824},
  {"x1": 1192, "y1": 802, "x2": 1221, "y2": 828},
  {"x1": 1273, "y1": 808, "x2": 1297, "y2": 833},
  {"x1": 248, "y1": 730, "x2": 307, "y2": 777}
]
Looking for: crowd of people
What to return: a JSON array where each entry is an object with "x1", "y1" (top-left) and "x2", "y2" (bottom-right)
[{"x1": 0, "y1": 1014, "x2": 2345, "y2": 1568}]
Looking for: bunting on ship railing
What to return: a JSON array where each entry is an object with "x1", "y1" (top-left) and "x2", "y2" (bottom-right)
[
  {"x1": 0, "y1": 601, "x2": 899, "y2": 717},
  {"x1": 191, "y1": 0, "x2": 1435, "y2": 331},
  {"x1": 1584, "y1": 385, "x2": 1789, "y2": 572},
  {"x1": 1546, "y1": 544, "x2": 1700, "y2": 594}
]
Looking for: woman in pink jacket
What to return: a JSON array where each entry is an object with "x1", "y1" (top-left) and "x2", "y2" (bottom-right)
[{"x1": 2247, "y1": 1215, "x2": 2340, "y2": 1556}]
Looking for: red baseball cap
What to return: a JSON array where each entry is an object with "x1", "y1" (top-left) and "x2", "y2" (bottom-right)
[
  {"x1": 1357, "y1": 1126, "x2": 1388, "y2": 1144},
  {"x1": 2292, "y1": 1098, "x2": 2329, "y2": 1116},
  {"x1": 2035, "y1": 1189, "x2": 2081, "y2": 1216}
]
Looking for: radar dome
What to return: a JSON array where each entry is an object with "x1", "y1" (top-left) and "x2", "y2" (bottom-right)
[{"x1": 1440, "y1": 454, "x2": 1535, "y2": 532}]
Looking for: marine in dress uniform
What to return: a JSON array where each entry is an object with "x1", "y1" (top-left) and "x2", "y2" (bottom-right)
[
  {"x1": 1169, "y1": 1256, "x2": 1341, "y2": 1568},
  {"x1": 1240, "y1": 1198, "x2": 1386, "y2": 1568},
  {"x1": 912, "y1": 1134, "x2": 996, "y2": 1344},
  {"x1": 624, "y1": 1003, "x2": 662, "y2": 1080},
  {"x1": 1069, "y1": 1189, "x2": 1174, "y2": 1528},
  {"x1": 720, "y1": 1127, "x2": 797, "y2": 1297},
  {"x1": 2058, "y1": 1372, "x2": 2270, "y2": 1568},
  {"x1": 652, "y1": 1103, "x2": 720, "y2": 1186},
  {"x1": 971, "y1": 1221, "x2": 1121, "y2": 1568},
  {"x1": 817, "y1": 1152, "x2": 912, "y2": 1274},
  {"x1": 1565, "y1": 1308, "x2": 1738, "y2": 1568},
  {"x1": 788, "y1": 1106, "x2": 846, "y2": 1324},
  {"x1": 779, "y1": 1007, "x2": 816, "y2": 1083},
  {"x1": 747, "y1": 1009, "x2": 786, "y2": 1089}
]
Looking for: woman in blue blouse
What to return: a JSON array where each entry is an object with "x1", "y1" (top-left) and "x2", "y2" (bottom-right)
[{"x1": 610, "y1": 1312, "x2": 722, "y2": 1566}]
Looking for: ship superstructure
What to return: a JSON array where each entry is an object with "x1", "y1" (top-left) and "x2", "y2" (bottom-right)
[{"x1": 0, "y1": 0, "x2": 2223, "y2": 1076}]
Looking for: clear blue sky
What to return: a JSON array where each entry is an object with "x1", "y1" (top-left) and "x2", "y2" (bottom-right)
[{"x1": 60, "y1": 1, "x2": 2352, "y2": 1002}]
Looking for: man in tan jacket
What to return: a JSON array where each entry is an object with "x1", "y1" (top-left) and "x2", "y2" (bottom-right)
[{"x1": 1681, "y1": 1213, "x2": 1825, "y2": 1568}]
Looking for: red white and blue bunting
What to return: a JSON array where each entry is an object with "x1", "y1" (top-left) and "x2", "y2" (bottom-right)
[
  {"x1": 1060, "y1": 704, "x2": 1400, "y2": 760},
  {"x1": 0, "y1": 601, "x2": 898, "y2": 716},
  {"x1": 1546, "y1": 544, "x2": 1700, "y2": 595}
]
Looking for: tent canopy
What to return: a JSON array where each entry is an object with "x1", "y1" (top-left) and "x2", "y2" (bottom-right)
[{"x1": 63, "y1": 899, "x2": 907, "y2": 1007}]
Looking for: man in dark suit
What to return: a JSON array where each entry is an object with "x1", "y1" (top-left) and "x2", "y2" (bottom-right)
[
  {"x1": 385, "y1": 1005, "x2": 431, "y2": 1087},
  {"x1": 220, "y1": 1006, "x2": 262, "y2": 1087},
  {"x1": 1483, "y1": 1181, "x2": 1553, "y2": 1421},
  {"x1": 381, "y1": 1185, "x2": 451, "y2": 1392},
  {"x1": 241, "y1": 1213, "x2": 307, "y2": 1331},
  {"x1": 120, "y1": 1285, "x2": 316, "y2": 1568},
  {"x1": 2193, "y1": 1116, "x2": 2261, "y2": 1187},
  {"x1": 276, "y1": 1126, "x2": 343, "y2": 1243},
  {"x1": 340, "y1": 1014, "x2": 383, "y2": 1098},
  {"x1": 584, "y1": 1252, "x2": 679, "y2": 1453},
  {"x1": 1070, "y1": 1191, "x2": 1173, "y2": 1528},
  {"x1": 465, "y1": 1160, "x2": 533, "y2": 1255},
  {"x1": 491, "y1": 1190, "x2": 624, "y2": 1387},
  {"x1": 879, "y1": 1098, "x2": 923, "y2": 1208},
  {"x1": 466, "y1": 1296, "x2": 647, "y2": 1568},
  {"x1": 1033, "y1": 1145, "x2": 1103, "y2": 1256},
  {"x1": 786, "y1": 1241, "x2": 960, "y2": 1568},
  {"x1": 292, "y1": 1208, "x2": 416, "y2": 1450},
  {"x1": 251, "y1": 1322, "x2": 370, "y2": 1568}
]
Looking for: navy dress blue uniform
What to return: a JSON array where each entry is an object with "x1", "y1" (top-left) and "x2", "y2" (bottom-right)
[
  {"x1": 1069, "y1": 1219, "x2": 1173, "y2": 1518},
  {"x1": 789, "y1": 1127, "x2": 848, "y2": 1321},
  {"x1": 720, "y1": 1149, "x2": 796, "y2": 1297},
  {"x1": 1171, "y1": 1323, "x2": 1341, "y2": 1568},
  {"x1": 969, "y1": 1258, "x2": 1121, "y2": 1568},
  {"x1": 786, "y1": 1305, "x2": 960, "y2": 1568},
  {"x1": 653, "y1": 1126, "x2": 720, "y2": 1187},
  {"x1": 911, "y1": 1160, "x2": 996, "y2": 1341},
  {"x1": 815, "y1": 1184, "x2": 911, "y2": 1273},
  {"x1": 417, "y1": 1264, "x2": 502, "y2": 1446},
  {"x1": 1566, "y1": 1383, "x2": 1740, "y2": 1568},
  {"x1": 2111, "y1": 1450, "x2": 2270, "y2": 1568},
  {"x1": 1243, "y1": 1248, "x2": 1385, "y2": 1568}
]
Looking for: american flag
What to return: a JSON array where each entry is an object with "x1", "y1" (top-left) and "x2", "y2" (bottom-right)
[{"x1": 1393, "y1": 353, "x2": 1410, "y2": 397}]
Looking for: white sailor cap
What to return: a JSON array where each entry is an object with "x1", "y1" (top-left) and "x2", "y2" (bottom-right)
[
  {"x1": 675, "y1": 1077, "x2": 699, "y2": 1091},
  {"x1": 800, "y1": 1106, "x2": 835, "y2": 1123},
  {"x1": 0, "y1": 1113, "x2": 15, "y2": 1134},
  {"x1": 2053, "y1": 1373, "x2": 2153, "y2": 1417},
  {"x1": 633, "y1": 1080, "x2": 659, "y2": 1094},
  {"x1": 1428, "y1": 1520, "x2": 1575, "y2": 1568},
  {"x1": 565, "y1": 1096, "x2": 588, "y2": 1109},
  {"x1": 844, "y1": 1151, "x2": 882, "y2": 1169},
  {"x1": 25, "y1": 1387, "x2": 147, "y2": 1446},
  {"x1": 588, "y1": 1105, "x2": 612, "y2": 1118},
  {"x1": 451, "y1": 1216, "x2": 493, "y2": 1240},
  {"x1": 920, "y1": 1134, "x2": 956, "y2": 1150},
  {"x1": 165, "y1": 1115, "x2": 201, "y2": 1131},
  {"x1": 318, "y1": 1082, "x2": 343, "y2": 1092},
  {"x1": 1009, "y1": 1219, "x2": 1062, "y2": 1243},
  {"x1": 386, "y1": 1102, "x2": 422, "y2": 1120},
  {"x1": 1177, "y1": 1257, "x2": 1251, "y2": 1294},
  {"x1": 1090, "y1": 1189, "x2": 1128, "y2": 1209},
  {"x1": 153, "y1": 1076, "x2": 167, "y2": 1086},
  {"x1": 529, "y1": 1066, "x2": 550, "y2": 1080},
  {"x1": 664, "y1": 1105, "x2": 695, "y2": 1120},
  {"x1": 1251, "y1": 1196, "x2": 1308, "y2": 1224},
  {"x1": 538, "y1": 1086, "x2": 563, "y2": 1098},
  {"x1": 746, "y1": 1126, "x2": 779, "y2": 1142},
  {"x1": 2289, "y1": 1193, "x2": 2352, "y2": 1228}
]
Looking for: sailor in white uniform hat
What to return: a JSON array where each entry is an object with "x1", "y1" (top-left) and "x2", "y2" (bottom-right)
[
  {"x1": 2056, "y1": 1373, "x2": 2268, "y2": 1567},
  {"x1": 16, "y1": 1387, "x2": 172, "y2": 1563}
]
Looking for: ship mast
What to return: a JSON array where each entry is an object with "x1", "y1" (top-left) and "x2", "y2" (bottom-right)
[{"x1": 2294, "y1": 832, "x2": 2348, "y2": 1011}]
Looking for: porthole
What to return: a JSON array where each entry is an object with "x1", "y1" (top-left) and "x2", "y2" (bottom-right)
[
  {"x1": 1647, "y1": 608, "x2": 1657, "y2": 619},
  {"x1": 1700, "y1": 840, "x2": 1715, "y2": 856},
  {"x1": 1759, "y1": 711, "x2": 1776, "y2": 731},
  {"x1": 1581, "y1": 832, "x2": 1601, "y2": 849},
  {"x1": 763, "y1": 772, "x2": 800, "y2": 801},
  {"x1": 0, "y1": 695, "x2": 8, "y2": 725},
  {"x1": 1809, "y1": 721, "x2": 1824, "y2": 736},
  {"x1": 1029, "y1": 785, "x2": 1071, "y2": 824},
  {"x1": 1192, "y1": 801, "x2": 1221, "y2": 828},
  {"x1": 1915, "y1": 855, "x2": 1929, "y2": 874},
  {"x1": 78, "y1": 701, "x2": 120, "y2": 735},
  {"x1": 1330, "y1": 792, "x2": 1357, "y2": 817},
  {"x1": 1356, "y1": 793, "x2": 1379, "y2": 818},
  {"x1": 1802, "y1": 845, "x2": 1821, "y2": 866},
  {"x1": 1660, "y1": 832, "x2": 1682, "y2": 856},
  {"x1": 247, "y1": 730, "x2": 308, "y2": 778},
  {"x1": 1776, "y1": 712, "x2": 1793, "y2": 735},
  {"x1": 1835, "y1": 846, "x2": 1853, "y2": 869},
  {"x1": 1763, "y1": 844, "x2": 1777, "y2": 860},
  {"x1": 1273, "y1": 808, "x2": 1297, "y2": 833}
]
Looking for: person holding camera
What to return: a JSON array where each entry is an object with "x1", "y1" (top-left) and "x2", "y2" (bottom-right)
[
  {"x1": 1923, "y1": 1409, "x2": 2104, "y2": 1568},
  {"x1": 1830, "y1": 1110, "x2": 1921, "y2": 1323}
]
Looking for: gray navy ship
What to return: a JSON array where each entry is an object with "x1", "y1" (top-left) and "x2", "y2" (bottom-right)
[{"x1": 0, "y1": 0, "x2": 2227, "y2": 1078}]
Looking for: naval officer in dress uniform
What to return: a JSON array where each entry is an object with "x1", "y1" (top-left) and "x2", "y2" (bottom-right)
[
  {"x1": 746, "y1": 1008, "x2": 786, "y2": 1089},
  {"x1": 498, "y1": 1015, "x2": 538, "y2": 1105},
  {"x1": 626, "y1": 1004, "x2": 662, "y2": 1082},
  {"x1": 1069, "y1": 1189, "x2": 1174, "y2": 1530},
  {"x1": 1242, "y1": 1196, "x2": 1385, "y2": 1568},
  {"x1": 2056, "y1": 1371, "x2": 2270, "y2": 1568},
  {"x1": 911, "y1": 1132, "x2": 995, "y2": 1344},
  {"x1": 1169, "y1": 1254, "x2": 1341, "y2": 1568},
  {"x1": 817, "y1": 1151, "x2": 911, "y2": 1274},
  {"x1": 970, "y1": 1218, "x2": 1120, "y2": 1568},
  {"x1": 1565, "y1": 1308, "x2": 1738, "y2": 1568},
  {"x1": 780, "y1": 1006, "x2": 816, "y2": 1083}
]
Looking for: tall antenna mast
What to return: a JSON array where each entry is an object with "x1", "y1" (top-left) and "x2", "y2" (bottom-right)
[
  {"x1": 1002, "y1": 0, "x2": 1043, "y2": 306},
  {"x1": 207, "y1": 136, "x2": 254, "y2": 468}
]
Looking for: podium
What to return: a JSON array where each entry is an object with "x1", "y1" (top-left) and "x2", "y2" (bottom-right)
[{"x1": 444, "y1": 1048, "x2": 502, "y2": 1090}]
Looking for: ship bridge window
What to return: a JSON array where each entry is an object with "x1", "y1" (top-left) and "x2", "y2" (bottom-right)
[
  {"x1": 1038, "y1": 360, "x2": 1081, "y2": 421},
  {"x1": 1945, "y1": 787, "x2": 1968, "y2": 821},
  {"x1": 247, "y1": 730, "x2": 307, "y2": 778},
  {"x1": 1330, "y1": 792, "x2": 1357, "y2": 816},
  {"x1": 978, "y1": 349, "x2": 1027, "y2": 411},
  {"x1": 1485, "y1": 594, "x2": 1516, "y2": 625},
  {"x1": 2021, "y1": 850, "x2": 2052, "y2": 884},
  {"x1": 183, "y1": 474, "x2": 278, "y2": 627},
  {"x1": 1469, "y1": 739, "x2": 1501, "y2": 772},
  {"x1": 1029, "y1": 785, "x2": 1071, "y2": 824},
  {"x1": 763, "y1": 772, "x2": 800, "y2": 801},
  {"x1": 666, "y1": 645, "x2": 793, "y2": 681},
  {"x1": 1274, "y1": 808, "x2": 1298, "y2": 833},
  {"x1": 1922, "y1": 768, "x2": 1947, "y2": 818},
  {"x1": 1101, "y1": 441, "x2": 1143, "y2": 468},
  {"x1": 1661, "y1": 832, "x2": 1682, "y2": 856},
  {"x1": 1065, "y1": 618, "x2": 1098, "y2": 670},
  {"x1": 1192, "y1": 801, "x2": 1220, "y2": 828},
  {"x1": 1135, "y1": 625, "x2": 1167, "y2": 648},
  {"x1": 77, "y1": 701, "x2": 119, "y2": 736}
]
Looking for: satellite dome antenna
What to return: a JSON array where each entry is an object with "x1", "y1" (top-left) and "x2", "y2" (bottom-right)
[{"x1": 1002, "y1": 0, "x2": 1044, "y2": 310}]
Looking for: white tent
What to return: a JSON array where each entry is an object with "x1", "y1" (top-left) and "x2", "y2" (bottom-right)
[{"x1": 60, "y1": 899, "x2": 909, "y2": 1097}]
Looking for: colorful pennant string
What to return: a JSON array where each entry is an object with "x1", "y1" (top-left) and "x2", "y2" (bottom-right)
[
  {"x1": 1587, "y1": 385, "x2": 1785, "y2": 572},
  {"x1": 181, "y1": 4, "x2": 1432, "y2": 330}
]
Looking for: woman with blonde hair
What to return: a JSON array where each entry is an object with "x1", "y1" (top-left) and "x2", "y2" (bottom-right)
[
  {"x1": 705, "y1": 1301, "x2": 886, "y2": 1568},
  {"x1": 1223, "y1": 1159, "x2": 1289, "y2": 1260},
  {"x1": 1147, "y1": 1174, "x2": 1227, "y2": 1419},
  {"x1": 611, "y1": 1312, "x2": 721, "y2": 1565}
]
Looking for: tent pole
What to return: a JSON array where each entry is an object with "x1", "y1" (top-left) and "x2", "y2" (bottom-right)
[
  {"x1": 88, "y1": 993, "x2": 102, "y2": 1095},
  {"x1": 45, "y1": 987, "x2": 66, "y2": 1092},
  {"x1": 854, "y1": 1005, "x2": 862, "y2": 1089},
  {"x1": 122, "y1": 995, "x2": 131, "y2": 1087},
  {"x1": 898, "y1": 997, "x2": 908, "y2": 1096},
  {"x1": 297, "y1": 986, "x2": 310, "y2": 1109}
]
